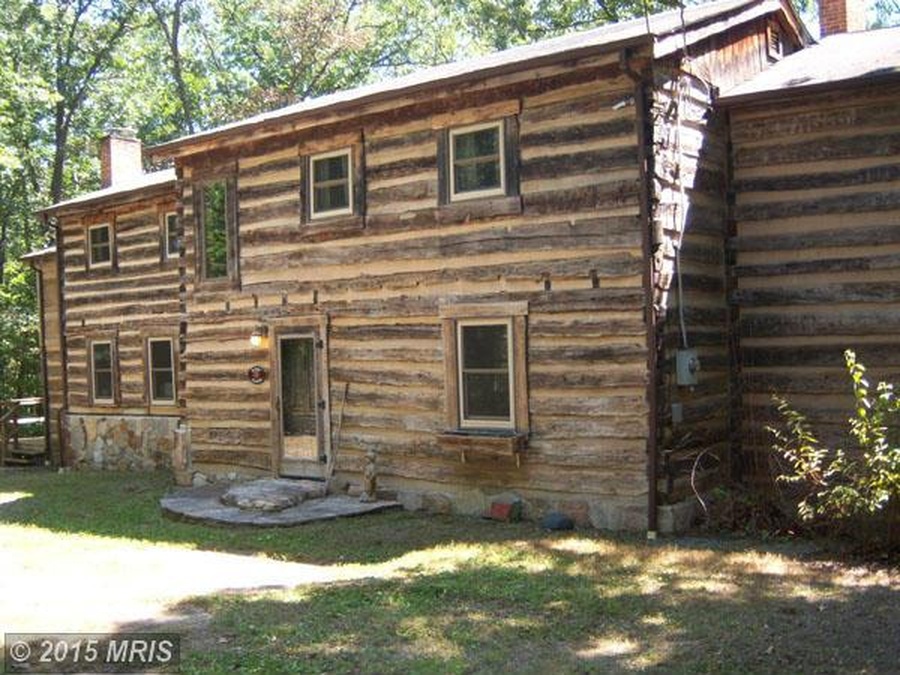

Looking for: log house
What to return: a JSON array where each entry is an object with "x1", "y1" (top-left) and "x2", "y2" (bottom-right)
[{"x1": 31, "y1": 0, "x2": 895, "y2": 533}]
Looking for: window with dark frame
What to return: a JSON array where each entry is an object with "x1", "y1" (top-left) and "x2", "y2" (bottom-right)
[
  {"x1": 91, "y1": 341, "x2": 114, "y2": 403},
  {"x1": 457, "y1": 320, "x2": 514, "y2": 429},
  {"x1": 88, "y1": 224, "x2": 112, "y2": 268},
  {"x1": 148, "y1": 338, "x2": 175, "y2": 404},
  {"x1": 163, "y1": 212, "x2": 179, "y2": 259},
  {"x1": 449, "y1": 122, "x2": 505, "y2": 200},
  {"x1": 310, "y1": 148, "x2": 353, "y2": 219},
  {"x1": 201, "y1": 181, "x2": 228, "y2": 279}
]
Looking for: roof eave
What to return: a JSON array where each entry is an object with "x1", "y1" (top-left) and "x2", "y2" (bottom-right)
[
  {"x1": 36, "y1": 175, "x2": 176, "y2": 218},
  {"x1": 719, "y1": 69, "x2": 900, "y2": 107},
  {"x1": 149, "y1": 34, "x2": 656, "y2": 161}
]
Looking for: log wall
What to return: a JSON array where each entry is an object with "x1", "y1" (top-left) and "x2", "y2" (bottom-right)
[
  {"x1": 651, "y1": 69, "x2": 732, "y2": 502},
  {"x1": 730, "y1": 82, "x2": 900, "y2": 477},
  {"x1": 178, "y1": 54, "x2": 655, "y2": 524},
  {"x1": 55, "y1": 184, "x2": 181, "y2": 465}
]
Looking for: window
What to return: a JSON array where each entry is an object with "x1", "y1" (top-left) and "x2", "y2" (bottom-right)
[
  {"x1": 88, "y1": 223, "x2": 112, "y2": 268},
  {"x1": 458, "y1": 320, "x2": 514, "y2": 428},
  {"x1": 163, "y1": 212, "x2": 179, "y2": 259},
  {"x1": 90, "y1": 341, "x2": 115, "y2": 404},
  {"x1": 450, "y1": 122, "x2": 505, "y2": 200},
  {"x1": 309, "y1": 148, "x2": 353, "y2": 219},
  {"x1": 440, "y1": 302, "x2": 529, "y2": 435},
  {"x1": 201, "y1": 182, "x2": 227, "y2": 278},
  {"x1": 147, "y1": 338, "x2": 176, "y2": 404},
  {"x1": 195, "y1": 176, "x2": 238, "y2": 285}
]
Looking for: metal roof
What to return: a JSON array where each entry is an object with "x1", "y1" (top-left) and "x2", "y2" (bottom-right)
[
  {"x1": 150, "y1": 0, "x2": 802, "y2": 158},
  {"x1": 37, "y1": 168, "x2": 176, "y2": 216},
  {"x1": 721, "y1": 25, "x2": 900, "y2": 102}
]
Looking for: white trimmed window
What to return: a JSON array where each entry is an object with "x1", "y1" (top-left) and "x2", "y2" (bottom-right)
[
  {"x1": 449, "y1": 121, "x2": 505, "y2": 201},
  {"x1": 163, "y1": 212, "x2": 179, "y2": 259},
  {"x1": 309, "y1": 148, "x2": 353, "y2": 219},
  {"x1": 457, "y1": 319, "x2": 514, "y2": 429},
  {"x1": 147, "y1": 338, "x2": 176, "y2": 404},
  {"x1": 90, "y1": 341, "x2": 115, "y2": 404},
  {"x1": 88, "y1": 223, "x2": 112, "y2": 268}
]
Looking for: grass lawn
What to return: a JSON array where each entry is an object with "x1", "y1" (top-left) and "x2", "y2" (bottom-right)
[{"x1": 1, "y1": 469, "x2": 898, "y2": 674}]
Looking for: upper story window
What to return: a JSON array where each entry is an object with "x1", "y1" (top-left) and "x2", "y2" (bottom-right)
[
  {"x1": 201, "y1": 181, "x2": 227, "y2": 278},
  {"x1": 194, "y1": 175, "x2": 238, "y2": 286},
  {"x1": 147, "y1": 337, "x2": 176, "y2": 404},
  {"x1": 88, "y1": 223, "x2": 112, "y2": 268},
  {"x1": 450, "y1": 122, "x2": 505, "y2": 201},
  {"x1": 90, "y1": 340, "x2": 115, "y2": 404},
  {"x1": 310, "y1": 149, "x2": 353, "y2": 219},
  {"x1": 438, "y1": 117, "x2": 519, "y2": 209},
  {"x1": 163, "y1": 211, "x2": 179, "y2": 260}
]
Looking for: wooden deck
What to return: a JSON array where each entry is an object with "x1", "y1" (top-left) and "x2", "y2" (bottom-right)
[{"x1": 1, "y1": 398, "x2": 47, "y2": 466}]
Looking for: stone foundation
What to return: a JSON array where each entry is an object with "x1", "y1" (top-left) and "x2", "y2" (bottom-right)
[{"x1": 65, "y1": 413, "x2": 179, "y2": 470}]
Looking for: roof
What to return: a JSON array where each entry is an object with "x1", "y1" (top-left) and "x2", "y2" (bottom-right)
[
  {"x1": 721, "y1": 26, "x2": 900, "y2": 102},
  {"x1": 38, "y1": 168, "x2": 176, "y2": 216},
  {"x1": 20, "y1": 246, "x2": 56, "y2": 261},
  {"x1": 150, "y1": 0, "x2": 805, "y2": 159}
]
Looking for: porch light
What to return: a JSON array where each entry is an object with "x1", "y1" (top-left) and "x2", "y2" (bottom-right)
[{"x1": 249, "y1": 324, "x2": 269, "y2": 349}]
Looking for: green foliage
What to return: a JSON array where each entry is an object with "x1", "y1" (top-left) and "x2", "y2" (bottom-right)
[
  {"x1": 769, "y1": 350, "x2": 900, "y2": 545},
  {"x1": 0, "y1": 259, "x2": 40, "y2": 400}
]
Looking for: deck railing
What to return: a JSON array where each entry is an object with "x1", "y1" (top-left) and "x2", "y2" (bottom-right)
[{"x1": 0, "y1": 397, "x2": 46, "y2": 466}]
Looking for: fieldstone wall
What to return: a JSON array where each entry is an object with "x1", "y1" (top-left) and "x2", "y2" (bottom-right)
[{"x1": 65, "y1": 413, "x2": 179, "y2": 470}]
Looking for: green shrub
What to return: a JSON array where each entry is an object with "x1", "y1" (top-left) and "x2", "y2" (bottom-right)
[{"x1": 768, "y1": 350, "x2": 900, "y2": 549}]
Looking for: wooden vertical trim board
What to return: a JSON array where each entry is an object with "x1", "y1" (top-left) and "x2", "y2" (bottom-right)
[
  {"x1": 436, "y1": 130, "x2": 450, "y2": 206},
  {"x1": 442, "y1": 318, "x2": 459, "y2": 429},
  {"x1": 513, "y1": 314, "x2": 529, "y2": 434}
]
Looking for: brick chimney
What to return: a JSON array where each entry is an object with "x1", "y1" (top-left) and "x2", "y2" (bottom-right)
[
  {"x1": 818, "y1": 0, "x2": 866, "y2": 37},
  {"x1": 99, "y1": 128, "x2": 143, "y2": 188}
]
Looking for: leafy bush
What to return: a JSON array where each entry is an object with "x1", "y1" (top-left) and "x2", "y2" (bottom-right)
[{"x1": 768, "y1": 350, "x2": 900, "y2": 549}]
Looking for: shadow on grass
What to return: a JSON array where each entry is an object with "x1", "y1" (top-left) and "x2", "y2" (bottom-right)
[{"x1": 117, "y1": 552, "x2": 899, "y2": 675}]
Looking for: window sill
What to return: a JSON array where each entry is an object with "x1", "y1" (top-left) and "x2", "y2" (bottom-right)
[{"x1": 437, "y1": 429, "x2": 527, "y2": 466}]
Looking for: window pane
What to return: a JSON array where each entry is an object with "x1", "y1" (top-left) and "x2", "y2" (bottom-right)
[
  {"x1": 202, "y1": 182, "x2": 228, "y2": 278},
  {"x1": 454, "y1": 127, "x2": 499, "y2": 160},
  {"x1": 313, "y1": 154, "x2": 348, "y2": 182},
  {"x1": 463, "y1": 372, "x2": 510, "y2": 420},
  {"x1": 314, "y1": 183, "x2": 349, "y2": 212},
  {"x1": 90, "y1": 226, "x2": 111, "y2": 264},
  {"x1": 95, "y1": 371, "x2": 113, "y2": 400},
  {"x1": 455, "y1": 159, "x2": 500, "y2": 193},
  {"x1": 281, "y1": 337, "x2": 317, "y2": 436},
  {"x1": 462, "y1": 324, "x2": 507, "y2": 369},
  {"x1": 166, "y1": 213, "x2": 179, "y2": 256},
  {"x1": 93, "y1": 343, "x2": 111, "y2": 370},
  {"x1": 152, "y1": 371, "x2": 174, "y2": 401},
  {"x1": 151, "y1": 340, "x2": 173, "y2": 369}
]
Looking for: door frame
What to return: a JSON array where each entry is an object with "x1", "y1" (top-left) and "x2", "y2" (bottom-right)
[{"x1": 269, "y1": 314, "x2": 331, "y2": 477}]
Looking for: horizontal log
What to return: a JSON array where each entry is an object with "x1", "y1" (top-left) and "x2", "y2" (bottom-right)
[
  {"x1": 524, "y1": 180, "x2": 640, "y2": 215},
  {"x1": 520, "y1": 146, "x2": 637, "y2": 181},
  {"x1": 734, "y1": 189, "x2": 900, "y2": 222},
  {"x1": 731, "y1": 101, "x2": 900, "y2": 144},
  {"x1": 734, "y1": 131, "x2": 900, "y2": 169},
  {"x1": 731, "y1": 224, "x2": 900, "y2": 253},
  {"x1": 735, "y1": 251, "x2": 900, "y2": 278},
  {"x1": 740, "y1": 343, "x2": 900, "y2": 368},
  {"x1": 740, "y1": 309, "x2": 900, "y2": 337},
  {"x1": 520, "y1": 118, "x2": 635, "y2": 148},
  {"x1": 192, "y1": 448, "x2": 272, "y2": 470},
  {"x1": 734, "y1": 281, "x2": 900, "y2": 306},
  {"x1": 734, "y1": 162, "x2": 900, "y2": 193}
]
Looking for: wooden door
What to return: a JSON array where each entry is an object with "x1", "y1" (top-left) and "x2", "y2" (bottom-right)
[{"x1": 278, "y1": 334, "x2": 325, "y2": 477}]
